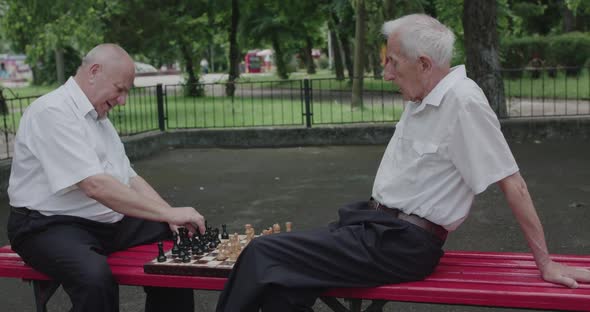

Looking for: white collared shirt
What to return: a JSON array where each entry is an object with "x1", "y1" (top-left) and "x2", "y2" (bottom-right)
[
  {"x1": 8, "y1": 77, "x2": 137, "y2": 223},
  {"x1": 372, "y1": 65, "x2": 518, "y2": 231}
]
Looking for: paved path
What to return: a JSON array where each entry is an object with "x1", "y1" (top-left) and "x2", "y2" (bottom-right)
[{"x1": 1, "y1": 142, "x2": 589, "y2": 311}]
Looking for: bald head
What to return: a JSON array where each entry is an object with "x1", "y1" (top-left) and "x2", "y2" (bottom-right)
[
  {"x1": 80, "y1": 44, "x2": 134, "y2": 74},
  {"x1": 74, "y1": 44, "x2": 135, "y2": 118}
]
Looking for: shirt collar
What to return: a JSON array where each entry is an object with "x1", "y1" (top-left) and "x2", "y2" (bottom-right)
[
  {"x1": 412, "y1": 65, "x2": 466, "y2": 114},
  {"x1": 63, "y1": 77, "x2": 99, "y2": 120}
]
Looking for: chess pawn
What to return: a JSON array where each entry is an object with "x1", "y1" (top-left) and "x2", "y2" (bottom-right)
[
  {"x1": 171, "y1": 232, "x2": 180, "y2": 256},
  {"x1": 214, "y1": 228, "x2": 221, "y2": 244},
  {"x1": 221, "y1": 224, "x2": 229, "y2": 239},
  {"x1": 157, "y1": 241, "x2": 167, "y2": 262},
  {"x1": 272, "y1": 223, "x2": 281, "y2": 234},
  {"x1": 244, "y1": 224, "x2": 252, "y2": 235},
  {"x1": 285, "y1": 222, "x2": 292, "y2": 232},
  {"x1": 246, "y1": 227, "x2": 255, "y2": 242}
]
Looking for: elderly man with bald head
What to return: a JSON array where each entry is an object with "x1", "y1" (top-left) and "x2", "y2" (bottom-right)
[{"x1": 7, "y1": 44, "x2": 201, "y2": 312}]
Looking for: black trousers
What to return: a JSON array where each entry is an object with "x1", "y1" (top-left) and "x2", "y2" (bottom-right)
[
  {"x1": 7, "y1": 207, "x2": 194, "y2": 312},
  {"x1": 216, "y1": 201, "x2": 445, "y2": 312}
]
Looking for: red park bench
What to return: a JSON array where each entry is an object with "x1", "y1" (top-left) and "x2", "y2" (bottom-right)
[{"x1": 1, "y1": 242, "x2": 589, "y2": 312}]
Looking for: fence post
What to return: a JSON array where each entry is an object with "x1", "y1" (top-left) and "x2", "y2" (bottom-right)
[
  {"x1": 156, "y1": 84, "x2": 166, "y2": 131},
  {"x1": 303, "y1": 79, "x2": 312, "y2": 128}
]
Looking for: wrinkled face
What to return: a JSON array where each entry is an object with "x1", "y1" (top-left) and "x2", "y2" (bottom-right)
[
  {"x1": 88, "y1": 61, "x2": 134, "y2": 119},
  {"x1": 383, "y1": 35, "x2": 425, "y2": 102}
]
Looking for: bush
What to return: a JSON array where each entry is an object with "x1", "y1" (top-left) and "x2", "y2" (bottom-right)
[
  {"x1": 546, "y1": 32, "x2": 590, "y2": 76},
  {"x1": 501, "y1": 32, "x2": 590, "y2": 77},
  {"x1": 500, "y1": 36, "x2": 548, "y2": 69}
]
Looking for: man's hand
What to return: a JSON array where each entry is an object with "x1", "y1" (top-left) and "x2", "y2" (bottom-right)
[
  {"x1": 166, "y1": 207, "x2": 206, "y2": 235},
  {"x1": 540, "y1": 260, "x2": 590, "y2": 288}
]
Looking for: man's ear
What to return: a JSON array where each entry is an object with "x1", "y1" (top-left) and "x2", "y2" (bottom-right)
[
  {"x1": 89, "y1": 64, "x2": 101, "y2": 83},
  {"x1": 418, "y1": 56, "x2": 433, "y2": 73}
]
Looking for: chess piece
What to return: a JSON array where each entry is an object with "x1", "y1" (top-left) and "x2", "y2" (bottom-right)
[
  {"x1": 272, "y1": 223, "x2": 281, "y2": 233},
  {"x1": 171, "y1": 232, "x2": 180, "y2": 256},
  {"x1": 285, "y1": 221, "x2": 292, "y2": 232},
  {"x1": 221, "y1": 224, "x2": 229, "y2": 239},
  {"x1": 157, "y1": 241, "x2": 167, "y2": 262},
  {"x1": 214, "y1": 228, "x2": 221, "y2": 245}
]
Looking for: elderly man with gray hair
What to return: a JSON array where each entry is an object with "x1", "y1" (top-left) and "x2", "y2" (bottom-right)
[
  {"x1": 7, "y1": 44, "x2": 204, "y2": 312},
  {"x1": 215, "y1": 14, "x2": 590, "y2": 312}
]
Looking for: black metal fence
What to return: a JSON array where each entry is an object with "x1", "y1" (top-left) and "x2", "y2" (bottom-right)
[{"x1": 0, "y1": 66, "x2": 588, "y2": 159}]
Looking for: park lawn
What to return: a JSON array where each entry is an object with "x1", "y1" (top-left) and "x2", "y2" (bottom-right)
[
  {"x1": 108, "y1": 95, "x2": 402, "y2": 135},
  {"x1": 236, "y1": 68, "x2": 590, "y2": 100},
  {"x1": 503, "y1": 69, "x2": 590, "y2": 100}
]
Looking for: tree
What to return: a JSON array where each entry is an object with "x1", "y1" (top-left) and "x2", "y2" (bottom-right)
[
  {"x1": 105, "y1": 0, "x2": 209, "y2": 96},
  {"x1": 226, "y1": 0, "x2": 240, "y2": 96},
  {"x1": 351, "y1": 0, "x2": 366, "y2": 108},
  {"x1": 0, "y1": 0, "x2": 114, "y2": 85},
  {"x1": 463, "y1": 0, "x2": 507, "y2": 117}
]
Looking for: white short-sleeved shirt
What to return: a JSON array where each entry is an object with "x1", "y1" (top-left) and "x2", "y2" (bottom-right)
[
  {"x1": 8, "y1": 77, "x2": 137, "y2": 223},
  {"x1": 372, "y1": 65, "x2": 519, "y2": 231}
]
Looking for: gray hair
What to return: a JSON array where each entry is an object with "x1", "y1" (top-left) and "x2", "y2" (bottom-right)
[{"x1": 382, "y1": 14, "x2": 455, "y2": 66}]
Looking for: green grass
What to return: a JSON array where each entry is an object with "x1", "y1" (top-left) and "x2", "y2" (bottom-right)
[
  {"x1": 237, "y1": 68, "x2": 590, "y2": 99},
  {"x1": 1, "y1": 84, "x2": 56, "y2": 98},
  {"x1": 503, "y1": 69, "x2": 590, "y2": 99},
  {"x1": 107, "y1": 95, "x2": 403, "y2": 135}
]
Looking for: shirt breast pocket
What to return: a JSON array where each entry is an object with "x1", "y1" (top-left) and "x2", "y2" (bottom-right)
[{"x1": 411, "y1": 141, "x2": 439, "y2": 156}]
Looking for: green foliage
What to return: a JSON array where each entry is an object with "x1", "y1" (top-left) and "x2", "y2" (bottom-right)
[
  {"x1": 547, "y1": 32, "x2": 590, "y2": 73},
  {"x1": 501, "y1": 32, "x2": 590, "y2": 76},
  {"x1": 501, "y1": 36, "x2": 548, "y2": 68},
  {"x1": 33, "y1": 46, "x2": 81, "y2": 85}
]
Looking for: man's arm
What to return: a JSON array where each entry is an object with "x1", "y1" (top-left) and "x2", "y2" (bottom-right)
[
  {"x1": 498, "y1": 172, "x2": 590, "y2": 288},
  {"x1": 77, "y1": 174, "x2": 205, "y2": 234},
  {"x1": 128, "y1": 175, "x2": 184, "y2": 233}
]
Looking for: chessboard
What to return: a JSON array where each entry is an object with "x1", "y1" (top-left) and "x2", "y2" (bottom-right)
[
  {"x1": 143, "y1": 245, "x2": 238, "y2": 278},
  {"x1": 144, "y1": 222, "x2": 291, "y2": 277}
]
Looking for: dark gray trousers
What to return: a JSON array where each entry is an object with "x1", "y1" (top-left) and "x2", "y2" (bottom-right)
[
  {"x1": 216, "y1": 201, "x2": 445, "y2": 312},
  {"x1": 7, "y1": 207, "x2": 194, "y2": 312}
]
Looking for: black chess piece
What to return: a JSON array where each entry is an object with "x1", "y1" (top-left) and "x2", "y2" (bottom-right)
[
  {"x1": 221, "y1": 224, "x2": 229, "y2": 239},
  {"x1": 214, "y1": 228, "x2": 221, "y2": 245},
  {"x1": 171, "y1": 232, "x2": 179, "y2": 256},
  {"x1": 157, "y1": 241, "x2": 167, "y2": 262}
]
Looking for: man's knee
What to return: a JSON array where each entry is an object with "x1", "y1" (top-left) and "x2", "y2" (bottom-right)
[{"x1": 73, "y1": 262, "x2": 115, "y2": 290}]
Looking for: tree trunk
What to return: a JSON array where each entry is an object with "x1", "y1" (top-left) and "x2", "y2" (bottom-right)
[
  {"x1": 55, "y1": 47, "x2": 65, "y2": 85},
  {"x1": 226, "y1": 0, "x2": 240, "y2": 96},
  {"x1": 305, "y1": 36, "x2": 316, "y2": 75},
  {"x1": 558, "y1": 0, "x2": 575, "y2": 32},
  {"x1": 463, "y1": 0, "x2": 506, "y2": 117},
  {"x1": 351, "y1": 0, "x2": 366, "y2": 108},
  {"x1": 331, "y1": 12, "x2": 354, "y2": 80},
  {"x1": 180, "y1": 40, "x2": 202, "y2": 97},
  {"x1": 340, "y1": 34, "x2": 354, "y2": 81},
  {"x1": 329, "y1": 28, "x2": 345, "y2": 80},
  {"x1": 271, "y1": 36, "x2": 289, "y2": 80},
  {"x1": 371, "y1": 42, "x2": 382, "y2": 79}
]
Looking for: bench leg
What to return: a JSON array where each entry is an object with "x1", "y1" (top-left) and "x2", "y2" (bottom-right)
[
  {"x1": 364, "y1": 300, "x2": 387, "y2": 312},
  {"x1": 320, "y1": 297, "x2": 351, "y2": 312},
  {"x1": 320, "y1": 297, "x2": 388, "y2": 312},
  {"x1": 31, "y1": 280, "x2": 60, "y2": 312},
  {"x1": 346, "y1": 298, "x2": 362, "y2": 312}
]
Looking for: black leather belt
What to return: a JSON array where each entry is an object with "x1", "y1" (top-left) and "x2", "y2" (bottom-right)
[{"x1": 368, "y1": 199, "x2": 448, "y2": 242}]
